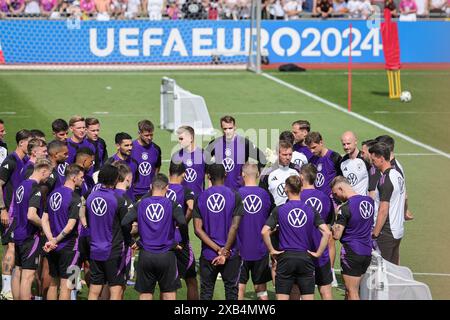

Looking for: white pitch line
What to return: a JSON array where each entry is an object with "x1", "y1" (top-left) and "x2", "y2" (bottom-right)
[
  {"x1": 0, "y1": 111, "x2": 16, "y2": 115},
  {"x1": 271, "y1": 71, "x2": 450, "y2": 76},
  {"x1": 212, "y1": 111, "x2": 327, "y2": 115},
  {"x1": 333, "y1": 269, "x2": 450, "y2": 277},
  {"x1": 262, "y1": 73, "x2": 450, "y2": 160},
  {"x1": 374, "y1": 111, "x2": 450, "y2": 114},
  {"x1": 396, "y1": 153, "x2": 441, "y2": 156},
  {"x1": 412, "y1": 273, "x2": 450, "y2": 277},
  {"x1": 0, "y1": 71, "x2": 249, "y2": 76},
  {"x1": 88, "y1": 113, "x2": 154, "y2": 117}
]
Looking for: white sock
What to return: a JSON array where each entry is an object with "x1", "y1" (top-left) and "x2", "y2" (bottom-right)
[
  {"x1": 331, "y1": 269, "x2": 338, "y2": 286},
  {"x1": 71, "y1": 290, "x2": 78, "y2": 300},
  {"x1": 130, "y1": 257, "x2": 136, "y2": 279},
  {"x1": 34, "y1": 296, "x2": 43, "y2": 300},
  {"x1": 1, "y1": 274, "x2": 11, "y2": 293}
]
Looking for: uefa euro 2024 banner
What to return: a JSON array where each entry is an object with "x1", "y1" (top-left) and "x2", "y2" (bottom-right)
[{"x1": 0, "y1": 20, "x2": 449, "y2": 64}]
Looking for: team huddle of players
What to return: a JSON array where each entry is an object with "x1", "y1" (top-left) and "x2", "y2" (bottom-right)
[{"x1": 0, "y1": 115, "x2": 411, "y2": 300}]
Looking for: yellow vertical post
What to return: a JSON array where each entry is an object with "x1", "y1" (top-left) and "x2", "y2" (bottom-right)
[
  {"x1": 395, "y1": 70, "x2": 402, "y2": 98},
  {"x1": 387, "y1": 70, "x2": 393, "y2": 98},
  {"x1": 387, "y1": 69, "x2": 401, "y2": 99}
]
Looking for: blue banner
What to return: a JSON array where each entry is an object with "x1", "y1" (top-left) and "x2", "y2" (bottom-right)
[{"x1": 0, "y1": 20, "x2": 449, "y2": 64}]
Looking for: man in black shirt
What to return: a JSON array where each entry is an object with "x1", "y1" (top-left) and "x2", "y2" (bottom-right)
[{"x1": 316, "y1": 0, "x2": 333, "y2": 18}]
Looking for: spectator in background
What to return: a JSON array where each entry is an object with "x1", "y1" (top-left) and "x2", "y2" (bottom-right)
[
  {"x1": 9, "y1": 0, "x2": 25, "y2": 15},
  {"x1": 269, "y1": 0, "x2": 285, "y2": 19},
  {"x1": 239, "y1": 0, "x2": 251, "y2": 19},
  {"x1": 182, "y1": 0, "x2": 205, "y2": 19},
  {"x1": 110, "y1": 0, "x2": 126, "y2": 18},
  {"x1": 205, "y1": 0, "x2": 219, "y2": 19},
  {"x1": 223, "y1": 0, "x2": 239, "y2": 19},
  {"x1": 414, "y1": 0, "x2": 428, "y2": 16},
  {"x1": 261, "y1": 0, "x2": 271, "y2": 18},
  {"x1": 66, "y1": 0, "x2": 82, "y2": 18},
  {"x1": 40, "y1": 0, "x2": 58, "y2": 17},
  {"x1": 59, "y1": 0, "x2": 74, "y2": 16},
  {"x1": 360, "y1": 0, "x2": 373, "y2": 19},
  {"x1": 147, "y1": 0, "x2": 163, "y2": 20},
  {"x1": 430, "y1": 0, "x2": 445, "y2": 11},
  {"x1": 332, "y1": 0, "x2": 348, "y2": 16},
  {"x1": 80, "y1": 0, "x2": 96, "y2": 17},
  {"x1": 384, "y1": 0, "x2": 397, "y2": 17},
  {"x1": 283, "y1": 0, "x2": 303, "y2": 19},
  {"x1": 316, "y1": 0, "x2": 332, "y2": 17},
  {"x1": 399, "y1": 0, "x2": 417, "y2": 21},
  {"x1": 430, "y1": 0, "x2": 446, "y2": 13},
  {"x1": 24, "y1": 0, "x2": 40, "y2": 14},
  {"x1": 95, "y1": 0, "x2": 111, "y2": 20},
  {"x1": 0, "y1": 0, "x2": 9, "y2": 17},
  {"x1": 124, "y1": 0, "x2": 141, "y2": 18},
  {"x1": 447, "y1": 0, "x2": 450, "y2": 16},
  {"x1": 167, "y1": 0, "x2": 180, "y2": 19}
]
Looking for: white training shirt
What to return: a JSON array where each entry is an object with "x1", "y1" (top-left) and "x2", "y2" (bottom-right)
[
  {"x1": 340, "y1": 152, "x2": 370, "y2": 196},
  {"x1": 291, "y1": 151, "x2": 308, "y2": 169},
  {"x1": 374, "y1": 168, "x2": 406, "y2": 239},
  {"x1": 259, "y1": 163, "x2": 299, "y2": 207}
]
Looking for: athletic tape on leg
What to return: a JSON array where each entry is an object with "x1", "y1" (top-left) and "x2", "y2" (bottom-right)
[{"x1": 257, "y1": 291, "x2": 268, "y2": 298}]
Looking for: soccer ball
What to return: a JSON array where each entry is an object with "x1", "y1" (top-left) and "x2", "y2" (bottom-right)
[{"x1": 400, "y1": 91, "x2": 412, "y2": 102}]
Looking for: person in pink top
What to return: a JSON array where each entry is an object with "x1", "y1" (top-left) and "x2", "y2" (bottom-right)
[
  {"x1": 40, "y1": 0, "x2": 58, "y2": 16},
  {"x1": 0, "y1": 0, "x2": 9, "y2": 15},
  {"x1": 399, "y1": 0, "x2": 417, "y2": 21},
  {"x1": 166, "y1": 0, "x2": 179, "y2": 19},
  {"x1": 80, "y1": 0, "x2": 96, "y2": 15}
]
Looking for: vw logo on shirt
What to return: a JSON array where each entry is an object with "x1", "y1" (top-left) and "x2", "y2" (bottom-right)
[
  {"x1": 315, "y1": 173, "x2": 325, "y2": 188},
  {"x1": 184, "y1": 168, "x2": 197, "y2": 182},
  {"x1": 15, "y1": 186, "x2": 24, "y2": 204},
  {"x1": 166, "y1": 189, "x2": 177, "y2": 202},
  {"x1": 145, "y1": 203, "x2": 165, "y2": 222},
  {"x1": 49, "y1": 192, "x2": 63, "y2": 211},
  {"x1": 288, "y1": 208, "x2": 308, "y2": 228},
  {"x1": 222, "y1": 158, "x2": 235, "y2": 172},
  {"x1": 243, "y1": 195, "x2": 262, "y2": 214},
  {"x1": 91, "y1": 197, "x2": 108, "y2": 217},
  {"x1": 207, "y1": 193, "x2": 226, "y2": 213},
  {"x1": 359, "y1": 201, "x2": 374, "y2": 219},
  {"x1": 139, "y1": 162, "x2": 152, "y2": 176},
  {"x1": 305, "y1": 197, "x2": 323, "y2": 214}
]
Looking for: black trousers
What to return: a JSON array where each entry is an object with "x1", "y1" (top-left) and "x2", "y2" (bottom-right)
[{"x1": 200, "y1": 255, "x2": 242, "y2": 300}]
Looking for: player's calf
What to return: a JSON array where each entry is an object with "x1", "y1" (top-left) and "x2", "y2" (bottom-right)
[
  {"x1": 19, "y1": 269, "x2": 36, "y2": 300},
  {"x1": 185, "y1": 277, "x2": 199, "y2": 300},
  {"x1": 46, "y1": 277, "x2": 59, "y2": 300}
]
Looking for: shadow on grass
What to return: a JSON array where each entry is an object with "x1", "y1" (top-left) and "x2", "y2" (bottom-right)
[{"x1": 371, "y1": 91, "x2": 390, "y2": 97}]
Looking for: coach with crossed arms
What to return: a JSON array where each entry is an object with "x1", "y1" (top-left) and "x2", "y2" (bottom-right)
[{"x1": 204, "y1": 115, "x2": 266, "y2": 191}]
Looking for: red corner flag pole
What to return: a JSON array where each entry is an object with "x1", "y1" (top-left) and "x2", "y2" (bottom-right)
[{"x1": 348, "y1": 23, "x2": 353, "y2": 112}]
